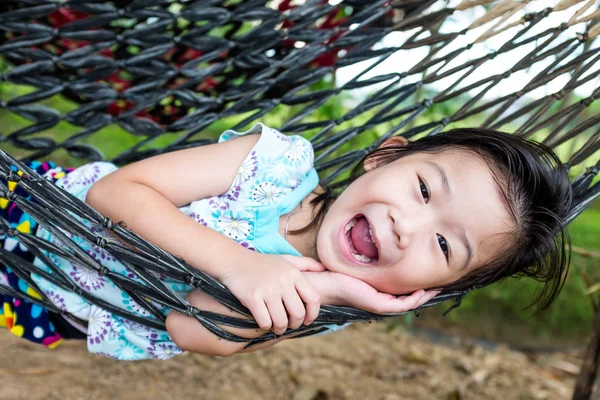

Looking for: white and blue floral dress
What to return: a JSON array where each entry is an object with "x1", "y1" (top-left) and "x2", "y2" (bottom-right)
[{"x1": 29, "y1": 123, "x2": 322, "y2": 360}]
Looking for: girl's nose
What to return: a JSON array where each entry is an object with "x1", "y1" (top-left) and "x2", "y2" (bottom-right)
[
  {"x1": 397, "y1": 233, "x2": 410, "y2": 250},
  {"x1": 390, "y1": 210, "x2": 412, "y2": 250}
]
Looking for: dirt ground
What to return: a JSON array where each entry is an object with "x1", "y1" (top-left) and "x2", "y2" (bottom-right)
[{"x1": 0, "y1": 322, "x2": 580, "y2": 400}]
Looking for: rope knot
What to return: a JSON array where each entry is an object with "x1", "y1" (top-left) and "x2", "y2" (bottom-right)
[
  {"x1": 101, "y1": 217, "x2": 113, "y2": 229},
  {"x1": 72, "y1": 286, "x2": 84, "y2": 296},
  {"x1": 185, "y1": 306, "x2": 199, "y2": 318},
  {"x1": 582, "y1": 97, "x2": 594, "y2": 107},
  {"x1": 542, "y1": 7, "x2": 552, "y2": 17},
  {"x1": 552, "y1": 89, "x2": 566, "y2": 100},
  {"x1": 6, "y1": 228, "x2": 19, "y2": 237},
  {"x1": 96, "y1": 237, "x2": 108, "y2": 248},
  {"x1": 5, "y1": 191, "x2": 18, "y2": 202},
  {"x1": 98, "y1": 266, "x2": 109, "y2": 276},
  {"x1": 184, "y1": 275, "x2": 200, "y2": 287},
  {"x1": 586, "y1": 166, "x2": 599, "y2": 176},
  {"x1": 25, "y1": 174, "x2": 43, "y2": 183},
  {"x1": 6, "y1": 170, "x2": 21, "y2": 182}
]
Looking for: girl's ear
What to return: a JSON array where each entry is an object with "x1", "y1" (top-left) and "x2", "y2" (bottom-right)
[{"x1": 363, "y1": 136, "x2": 408, "y2": 171}]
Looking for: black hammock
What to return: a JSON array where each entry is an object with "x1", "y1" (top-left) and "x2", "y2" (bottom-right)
[{"x1": 0, "y1": 0, "x2": 598, "y2": 345}]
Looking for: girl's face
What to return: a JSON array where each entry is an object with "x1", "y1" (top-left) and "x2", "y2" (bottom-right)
[{"x1": 315, "y1": 145, "x2": 514, "y2": 294}]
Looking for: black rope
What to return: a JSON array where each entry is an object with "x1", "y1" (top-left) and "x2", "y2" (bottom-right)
[{"x1": 0, "y1": 0, "x2": 597, "y2": 343}]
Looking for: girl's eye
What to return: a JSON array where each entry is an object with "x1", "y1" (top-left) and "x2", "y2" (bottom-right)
[
  {"x1": 437, "y1": 234, "x2": 449, "y2": 260},
  {"x1": 419, "y1": 177, "x2": 430, "y2": 204}
]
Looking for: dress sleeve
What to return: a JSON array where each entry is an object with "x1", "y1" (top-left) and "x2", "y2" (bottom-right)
[
  {"x1": 218, "y1": 123, "x2": 316, "y2": 207},
  {"x1": 56, "y1": 161, "x2": 118, "y2": 201}
]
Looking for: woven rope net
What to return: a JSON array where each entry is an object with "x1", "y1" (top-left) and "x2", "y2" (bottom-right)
[{"x1": 0, "y1": 0, "x2": 598, "y2": 344}]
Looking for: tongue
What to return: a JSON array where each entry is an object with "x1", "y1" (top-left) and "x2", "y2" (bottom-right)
[{"x1": 350, "y1": 216, "x2": 379, "y2": 259}]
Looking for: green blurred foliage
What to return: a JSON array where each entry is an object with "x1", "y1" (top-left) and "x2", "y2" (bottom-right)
[
  {"x1": 403, "y1": 207, "x2": 599, "y2": 344},
  {"x1": 0, "y1": 61, "x2": 599, "y2": 345}
]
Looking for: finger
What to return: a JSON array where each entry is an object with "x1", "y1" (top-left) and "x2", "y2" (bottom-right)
[
  {"x1": 282, "y1": 255, "x2": 327, "y2": 272},
  {"x1": 295, "y1": 280, "x2": 321, "y2": 325},
  {"x1": 246, "y1": 298, "x2": 272, "y2": 331},
  {"x1": 371, "y1": 290, "x2": 426, "y2": 314},
  {"x1": 407, "y1": 290, "x2": 440, "y2": 310},
  {"x1": 282, "y1": 292, "x2": 306, "y2": 330},
  {"x1": 420, "y1": 290, "x2": 441, "y2": 305},
  {"x1": 400, "y1": 289, "x2": 427, "y2": 311},
  {"x1": 265, "y1": 299, "x2": 288, "y2": 336}
]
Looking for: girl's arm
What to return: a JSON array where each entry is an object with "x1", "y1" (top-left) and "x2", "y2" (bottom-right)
[
  {"x1": 166, "y1": 271, "x2": 439, "y2": 357},
  {"x1": 166, "y1": 289, "x2": 281, "y2": 357},
  {"x1": 85, "y1": 133, "x2": 321, "y2": 335},
  {"x1": 86, "y1": 133, "x2": 262, "y2": 280}
]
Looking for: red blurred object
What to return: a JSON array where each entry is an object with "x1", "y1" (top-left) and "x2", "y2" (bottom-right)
[
  {"x1": 198, "y1": 77, "x2": 219, "y2": 92},
  {"x1": 278, "y1": 1, "x2": 350, "y2": 68},
  {"x1": 278, "y1": 0, "x2": 295, "y2": 12},
  {"x1": 21, "y1": 3, "x2": 369, "y2": 125},
  {"x1": 106, "y1": 72, "x2": 133, "y2": 93},
  {"x1": 311, "y1": 8, "x2": 348, "y2": 67},
  {"x1": 48, "y1": 7, "x2": 88, "y2": 29}
]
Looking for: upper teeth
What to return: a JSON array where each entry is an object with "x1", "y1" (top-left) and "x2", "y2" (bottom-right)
[
  {"x1": 345, "y1": 217, "x2": 357, "y2": 233},
  {"x1": 345, "y1": 217, "x2": 377, "y2": 264},
  {"x1": 345, "y1": 217, "x2": 375, "y2": 244}
]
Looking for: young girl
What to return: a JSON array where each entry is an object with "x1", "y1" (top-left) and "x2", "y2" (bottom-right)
[{"x1": 0, "y1": 123, "x2": 571, "y2": 360}]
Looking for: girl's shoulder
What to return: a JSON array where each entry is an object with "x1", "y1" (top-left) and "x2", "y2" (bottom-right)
[
  {"x1": 219, "y1": 123, "x2": 314, "y2": 170},
  {"x1": 186, "y1": 123, "x2": 318, "y2": 242},
  {"x1": 218, "y1": 123, "x2": 316, "y2": 196}
]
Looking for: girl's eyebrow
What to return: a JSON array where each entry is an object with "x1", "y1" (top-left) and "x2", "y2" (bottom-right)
[
  {"x1": 426, "y1": 161, "x2": 451, "y2": 195},
  {"x1": 426, "y1": 161, "x2": 473, "y2": 269},
  {"x1": 459, "y1": 228, "x2": 473, "y2": 270}
]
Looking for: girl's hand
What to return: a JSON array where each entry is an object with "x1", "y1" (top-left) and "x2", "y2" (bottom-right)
[
  {"x1": 219, "y1": 253, "x2": 326, "y2": 335},
  {"x1": 302, "y1": 271, "x2": 439, "y2": 314}
]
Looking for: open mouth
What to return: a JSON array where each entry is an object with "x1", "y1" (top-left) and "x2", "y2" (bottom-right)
[{"x1": 344, "y1": 214, "x2": 379, "y2": 263}]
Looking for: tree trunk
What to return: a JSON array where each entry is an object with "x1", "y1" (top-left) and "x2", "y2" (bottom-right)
[{"x1": 573, "y1": 306, "x2": 600, "y2": 399}]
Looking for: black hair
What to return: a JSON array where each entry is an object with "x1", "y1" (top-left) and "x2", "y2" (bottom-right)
[{"x1": 290, "y1": 128, "x2": 572, "y2": 313}]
